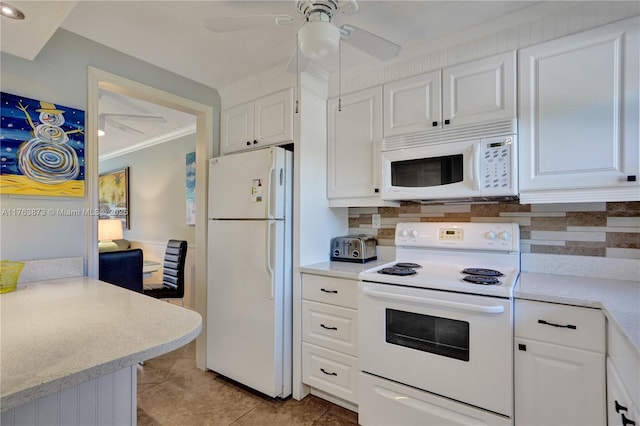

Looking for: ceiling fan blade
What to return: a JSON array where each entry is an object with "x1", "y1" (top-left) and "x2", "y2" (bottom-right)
[
  {"x1": 285, "y1": 46, "x2": 311, "y2": 73},
  {"x1": 204, "y1": 15, "x2": 294, "y2": 33},
  {"x1": 340, "y1": 25, "x2": 401, "y2": 61},
  {"x1": 106, "y1": 118, "x2": 144, "y2": 135}
]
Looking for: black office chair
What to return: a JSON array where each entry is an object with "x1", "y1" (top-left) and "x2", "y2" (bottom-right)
[
  {"x1": 143, "y1": 240, "x2": 187, "y2": 305},
  {"x1": 98, "y1": 249, "x2": 144, "y2": 293}
]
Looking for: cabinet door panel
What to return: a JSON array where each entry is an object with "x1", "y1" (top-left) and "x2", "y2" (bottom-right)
[
  {"x1": 327, "y1": 86, "x2": 382, "y2": 199},
  {"x1": 515, "y1": 338, "x2": 606, "y2": 426},
  {"x1": 255, "y1": 88, "x2": 293, "y2": 146},
  {"x1": 384, "y1": 70, "x2": 441, "y2": 136},
  {"x1": 221, "y1": 102, "x2": 254, "y2": 154},
  {"x1": 519, "y1": 17, "x2": 639, "y2": 201},
  {"x1": 442, "y1": 51, "x2": 516, "y2": 126}
]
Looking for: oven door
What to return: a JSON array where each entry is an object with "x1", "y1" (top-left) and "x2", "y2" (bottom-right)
[
  {"x1": 358, "y1": 281, "x2": 513, "y2": 417},
  {"x1": 380, "y1": 139, "x2": 480, "y2": 200}
]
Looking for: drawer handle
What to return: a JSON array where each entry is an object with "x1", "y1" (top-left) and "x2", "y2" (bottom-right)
[
  {"x1": 616, "y1": 401, "x2": 628, "y2": 413},
  {"x1": 320, "y1": 288, "x2": 338, "y2": 294},
  {"x1": 538, "y1": 319, "x2": 576, "y2": 330},
  {"x1": 320, "y1": 324, "x2": 338, "y2": 331},
  {"x1": 320, "y1": 368, "x2": 337, "y2": 376},
  {"x1": 622, "y1": 414, "x2": 636, "y2": 426}
]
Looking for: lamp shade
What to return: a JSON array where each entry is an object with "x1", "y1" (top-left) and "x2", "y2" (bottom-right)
[
  {"x1": 298, "y1": 21, "x2": 340, "y2": 59},
  {"x1": 98, "y1": 218, "x2": 123, "y2": 241}
]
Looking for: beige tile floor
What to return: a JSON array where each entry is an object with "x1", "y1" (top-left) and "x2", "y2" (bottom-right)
[{"x1": 137, "y1": 341, "x2": 359, "y2": 426}]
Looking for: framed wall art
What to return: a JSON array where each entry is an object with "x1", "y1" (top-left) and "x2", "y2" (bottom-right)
[
  {"x1": 0, "y1": 92, "x2": 85, "y2": 197},
  {"x1": 99, "y1": 167, "x2": 129, "y2": 229}
]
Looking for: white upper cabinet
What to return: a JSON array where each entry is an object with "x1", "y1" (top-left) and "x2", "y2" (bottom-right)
[
  {"x1": 442, "y1": 51, "x2": 516, "y2": 128},
  {"x1": 519, "y1": 17, "x2": 639, "y2": 203},
  {"x1": 328, "y1": 86, "x2": 397, "y2": 206},
  {"x1": 221, "y1": 88, "x2": 294, "y2": 154},
  {"x1": 383, "y1": 51, "x2": 516, "y2": 139},
  {"x1": 384, "y1": 70, "x2": 441, "y2": 137}
]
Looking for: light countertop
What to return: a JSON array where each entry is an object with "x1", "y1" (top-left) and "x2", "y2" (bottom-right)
[
  {"x1": 0, "y1": 276, "x2": 202, "y2": 411},
  {"x1": 299, "y1": 260, "x2": 391, "y2": 280},
  {"x1": 300, "y1": 261, "x2": 640, "y2": 356}
]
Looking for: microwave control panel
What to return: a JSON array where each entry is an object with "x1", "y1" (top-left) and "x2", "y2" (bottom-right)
[{"x1": 481, "y1": 137, "x2": 514, "y2": 193}]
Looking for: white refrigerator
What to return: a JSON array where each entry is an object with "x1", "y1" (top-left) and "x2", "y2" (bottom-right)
[{"x1": 206, "y1": 146, "x2": 292, "y2": 398}]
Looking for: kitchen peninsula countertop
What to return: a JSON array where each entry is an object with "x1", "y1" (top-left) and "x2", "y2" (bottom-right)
[
  {"x1": 300, "y1": 261, "x2": 640, "y2": 356},
  {"x1": 0, "y1": 276, "x2": 202, "y2": 411}
]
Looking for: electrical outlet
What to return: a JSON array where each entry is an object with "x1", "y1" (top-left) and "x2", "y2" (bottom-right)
[{"x1": 372, "y1": 214, "x2": 381, "y2": 229}]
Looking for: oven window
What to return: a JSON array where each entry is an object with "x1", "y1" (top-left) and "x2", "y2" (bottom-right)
[
  {"x1": 390, "y1": 154, "x2": 463, "y2": 188},
  {"x1": 386, "y1": 309, "x2": 469, "y2": 361}
]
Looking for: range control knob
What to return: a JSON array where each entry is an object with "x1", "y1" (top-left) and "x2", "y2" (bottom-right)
[
  {"x1": 411, "y1": 230, "x2": 418, "y2": 238},
  {"x1": 400, "y1": 229, "x2": 409, "y2": 237},
  {"x1": 498, "y1": 231, "x2": 512, "y2": 241},
  {"x1": 352, "y1": 250, "x2": 360, "y2": 258},
  {"x1": 485, "y1": 231, "x2": 497, "y2": 240},
  {"x1": 333, "y1": 249, "x2": 340, "y2": 257}
]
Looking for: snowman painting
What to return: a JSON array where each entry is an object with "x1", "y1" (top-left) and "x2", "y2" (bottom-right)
[{"x1": 0, "y1": 92, "x2": 85, "y2": 197}]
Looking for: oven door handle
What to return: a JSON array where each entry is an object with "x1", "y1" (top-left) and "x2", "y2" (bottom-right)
[{"x1": 362, "y1": 287, "x2": 505, "y2": 314}]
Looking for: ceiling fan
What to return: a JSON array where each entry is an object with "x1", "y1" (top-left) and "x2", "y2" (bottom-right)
[
  {"x1": 98, "y1": 113, "x2": 167, "y2": 136},
  {"x1": 204, "y1": 0, "x2": 401, "y2": 72}
]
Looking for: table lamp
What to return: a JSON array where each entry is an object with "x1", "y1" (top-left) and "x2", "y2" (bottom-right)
[{"x1": 98, "y1": 219, "x2": 123, "y2": 252}]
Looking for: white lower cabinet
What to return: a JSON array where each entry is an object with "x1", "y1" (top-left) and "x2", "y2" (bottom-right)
[
  {"x1": 607, "y1": 321, "x2": 640, "y2": 426},
  {"x1": 608, "y1": 358, "x2": 640, "y2": 426},
  {"x1": 514, "y1": 299, "x2": 606, "y2": 425},
  {"x1": 301, "y1": 273, "x2": 358, "y2": 405}
]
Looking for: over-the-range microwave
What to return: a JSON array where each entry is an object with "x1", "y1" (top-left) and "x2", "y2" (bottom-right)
[{"x1": 381, "y1": 135, "x2": 518, "y2": 201}]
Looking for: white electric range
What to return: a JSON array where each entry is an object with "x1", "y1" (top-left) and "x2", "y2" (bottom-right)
[{"x1": 358, "y1": 221, "x2": 520, "y2": 425}]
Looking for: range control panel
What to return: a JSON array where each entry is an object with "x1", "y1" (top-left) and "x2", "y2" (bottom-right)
[{"x1": 396, "y1": 222, "x2": 520, "y2": 251}]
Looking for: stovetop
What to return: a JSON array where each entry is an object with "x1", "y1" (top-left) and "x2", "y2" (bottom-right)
[{"x1": 358, "y1": 222, "x2": 521, "y2": 298}]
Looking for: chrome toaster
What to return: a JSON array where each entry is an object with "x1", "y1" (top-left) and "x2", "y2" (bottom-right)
[{"x1": 330, "y1": 235, "x2": 377, "y2": 263}]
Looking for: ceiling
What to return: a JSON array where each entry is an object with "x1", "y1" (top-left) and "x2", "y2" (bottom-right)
[{"x1": 3, "y1": 0, "x2": 568, "y2": 156}]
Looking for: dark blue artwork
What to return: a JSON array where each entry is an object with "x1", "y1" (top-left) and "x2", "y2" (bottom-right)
[{"x1": 0, "y1": 92, "x2": 85, "y2": 196}]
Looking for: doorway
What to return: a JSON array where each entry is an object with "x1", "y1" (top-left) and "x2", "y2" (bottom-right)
[{"x1": 86, "y1": 67, "x2": 214, "y2": 369}]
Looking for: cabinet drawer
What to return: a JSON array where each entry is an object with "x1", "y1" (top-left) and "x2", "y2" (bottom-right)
[
  {"x1": 515, "y1": 299, "x2": 605, "y2": 353},
  {"x1": 302, "y1": 342, "x2": 358, "y2": 404},
  {"x1": 302, "y1": 300, "x2": 358, "y2": 356},
  {"x1": 302, "y1": 274, "x2": 357, "y2": 308}
]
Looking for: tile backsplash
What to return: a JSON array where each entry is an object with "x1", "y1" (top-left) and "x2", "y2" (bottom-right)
[{"x1": 349, "y1": 201, "x2": 640, "y2": 260}]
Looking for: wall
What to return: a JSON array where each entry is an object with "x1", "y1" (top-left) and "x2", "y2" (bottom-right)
[
  {"x1": 349, "y1": 201, "x2": 640, "y2": 259},
  {"x1": 0, "y1": 29, "x2": 220, "y2": 262},
  {"x1": 99, "y1": 133, "x2": 196, "y2": 245}
]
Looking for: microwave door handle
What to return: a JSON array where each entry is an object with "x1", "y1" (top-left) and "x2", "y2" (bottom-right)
[
  {"x1": 470, "y1": 143, "x2": 481, "y2": 191},
  {"x1": 362, "y1": 286, "x2": 504, "y2": 314}
]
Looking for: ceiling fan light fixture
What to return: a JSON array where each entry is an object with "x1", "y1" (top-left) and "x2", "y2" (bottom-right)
[{"x1": 298, "y1": 20, "x2": 340, "y2": 59}]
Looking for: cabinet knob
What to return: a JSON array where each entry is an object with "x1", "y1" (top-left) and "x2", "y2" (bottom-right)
[
  {"x1": 444, "y1": 119, "x2": 451, "y2": 125},
  {"x1": 374, "y1": 188, "x2": 379, "y2": 193},
  {"x1": 253, "y1": 140, "x2": 258, "y2": 145},
  {"x1": 627, "y1": 175, "x2": 637, "y2": 182},
  {"x1": 246, "y1": 141, "x2": 251, "y2": 146},
  {"x1": 432, "y1": 121, "x2": 438, "y2": 127},
  {"x1": 622, "y1": 413, "x2": 636, "y2": 426},
  {"x1": 616, "y1": 401, "x2": 629, "y2": 413}
]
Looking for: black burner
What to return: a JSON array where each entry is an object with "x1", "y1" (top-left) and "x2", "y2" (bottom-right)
[
  {"x1": 378, "y1": 267, "x2": 418, "y2": 276},
  {"x1": 461, "y1": 268, "x2": 504, "y2": 277},
  {"x1": 462, "y1": 275, "x2": 500, "y2": 285},
  {"x1": 395, "y1": 262, "x2": 421, "y2": 269}
]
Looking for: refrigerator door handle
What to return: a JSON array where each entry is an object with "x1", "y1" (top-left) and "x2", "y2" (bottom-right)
[
  {"x1": 267, "y1": 164, "x2": 276, "y2": 219},
  {"x1": 266, "y1": 221, "x2": 275, "y2": 299}
]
